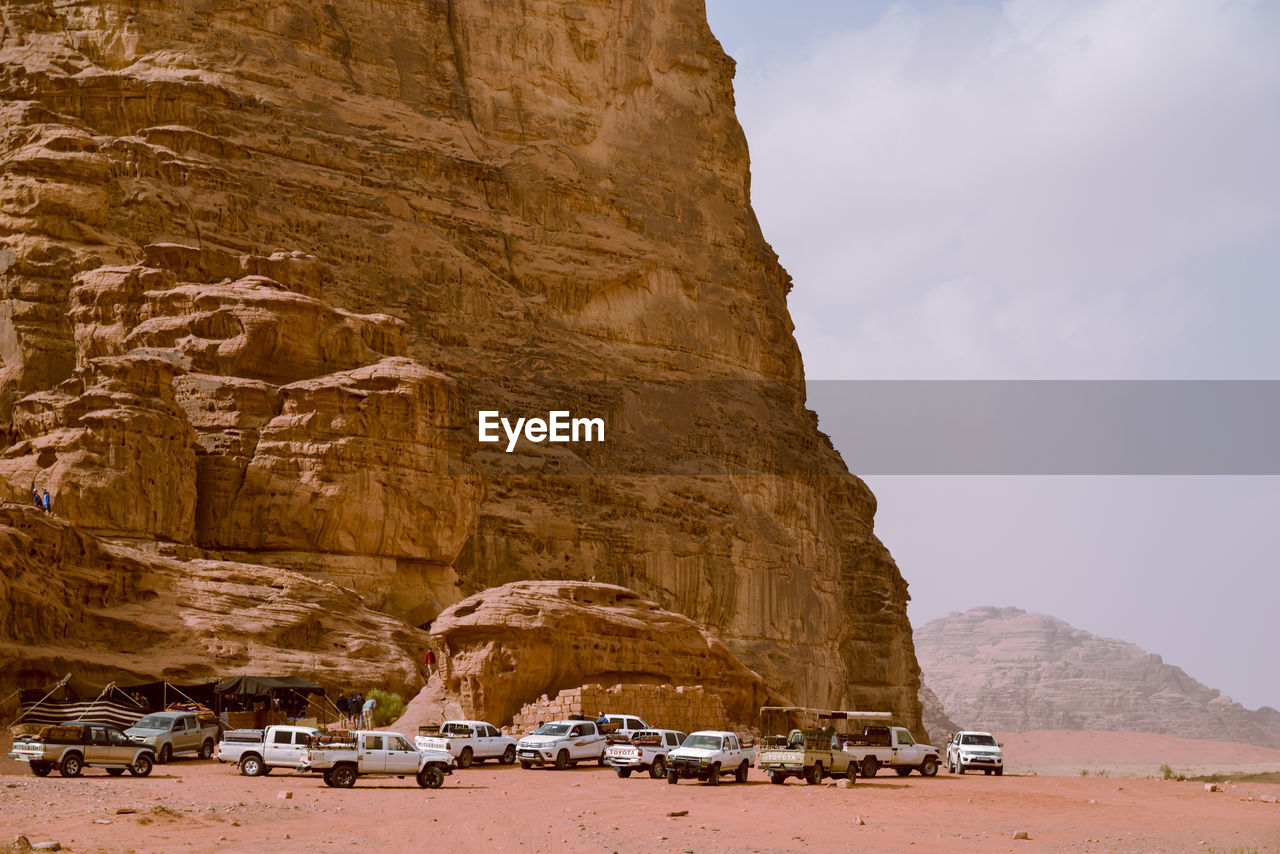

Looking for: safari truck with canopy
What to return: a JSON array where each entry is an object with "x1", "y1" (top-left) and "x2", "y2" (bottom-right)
[{"x1": 757, "y1": 707, "x2": 891, "y2": 785}]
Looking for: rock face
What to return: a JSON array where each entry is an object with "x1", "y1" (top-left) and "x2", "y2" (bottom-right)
[
  {"x1": 916, "y1": 607, "x2": 1280, "y2": 749},
  {"x1": 0, "y1": 0, "x2": 921, "y2": 726},
  {"x1": 918, "y1": 682, "x2": 959, "y2": 748},
  {"x1": 429, "y1": 581, "x2": 784, "y2": 727},
  {"x1": 0, "y1": 505, "x2": 425, "y2": 691}
]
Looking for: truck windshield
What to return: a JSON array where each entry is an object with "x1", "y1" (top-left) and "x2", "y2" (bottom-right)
[
  {"x1": 683, "y1": 735, "x2": 723, "y2": 750},
  {"x1": 534, "y1": 724, "x2": 570, "y2": 736},
  {"x1": 962, "y1": 734, "x2": 998, "y2": 746},
  {"x1": 133, "y1": 715, "x2": 171, "y2": 729}
]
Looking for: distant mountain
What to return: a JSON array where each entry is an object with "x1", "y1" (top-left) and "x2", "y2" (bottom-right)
[{"x1": 915, "y1": 607, "x2": 1280, "y2": 750}]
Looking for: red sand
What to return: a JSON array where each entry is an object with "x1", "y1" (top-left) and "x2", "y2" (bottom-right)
[{"x1": 2, "y1": 731, "x2": 1278, "y2": 854}]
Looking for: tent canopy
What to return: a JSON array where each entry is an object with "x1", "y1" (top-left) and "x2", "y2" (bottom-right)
[{"x1": 214, "y1": 675, "x2": 324, "y2": 696}]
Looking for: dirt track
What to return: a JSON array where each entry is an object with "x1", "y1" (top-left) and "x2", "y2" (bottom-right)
[{"x1": 2, "y1": 753, "x2": 1277, "y2": 854}]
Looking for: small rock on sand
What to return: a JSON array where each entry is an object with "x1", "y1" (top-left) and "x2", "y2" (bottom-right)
[
  {"x1": 1013, "y1": 831, "x2": 1030, "y2": 840},
  {"x1": 277, "y1": 791, "x2": 294, "y2": 799},
  {"x1": 1204, "y1": 784, "x2": 1219, "y2": 793},
  {"x1": 836, "y1": 779, "x2": 854, "y2": 789},
  {"x1": 667, "y1": 810, "x2": 688, "y2": 817}
]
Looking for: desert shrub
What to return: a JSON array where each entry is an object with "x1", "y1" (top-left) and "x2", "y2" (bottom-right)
[
  {"x1": 368, "y1": 688, "x2": 404, "y2": 727},
  {"x1": 1093, "y1": 769, "x2": 1110, "y2": 777},
  {"x1": 1159, "y1": 763, "x2": 1185, "y2": 781},
  {"x1": 1079, "y1": 768, "x2": 1089, "y2": 776}
]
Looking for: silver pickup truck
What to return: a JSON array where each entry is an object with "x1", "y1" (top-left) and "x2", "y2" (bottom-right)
[
  {"x1": 8, "y1": 722, "x2": 156, "y2": 778},
  {"x1": 124, "y1": 711, "x2": 221, "y2": 763}
]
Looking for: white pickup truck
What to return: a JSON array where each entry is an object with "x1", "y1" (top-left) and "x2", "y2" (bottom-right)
[
  {"x1": 947, "y1": 730, "x2": 1005, "y2": 775},
  {"x1": 415, "y1": 720, "x2": 517, "y2": 768},
  {"x1": 214, "y1": 724, "x2": 320, "y2": 776},
  {"x1": 298, "y1": 730, "x2": 455, "y2": 788},
  {"x1": 843, "y1": 725, "x2": 940, "y2": 778},
  {"x1": 516, "y1": 720, "x2": 607, "y2": 769},
  {"x1": 605, "y1": 729, "x2": 687, "y2": 778},
  {"x1": 124, "y1": 711, "x2": 221, "y2": 763},
  {"x1": 665, "y1": 731, "x2": 755, "y2": 785}
]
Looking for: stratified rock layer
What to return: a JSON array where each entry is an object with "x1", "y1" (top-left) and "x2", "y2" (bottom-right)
[
  {"x1": 0, "y1": 505, "x2": 426, "y2": 693},
  {"x1": 0, "y1": 0, "x2": 921, "y2": 726},
  {"x1": 429, "y1": 580, "x2": 784, "y2": 727},
  {"x1": 916, "y1": 607, "x2": 1280, "y2": 750}
]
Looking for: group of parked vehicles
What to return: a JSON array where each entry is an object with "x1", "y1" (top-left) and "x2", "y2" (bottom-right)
[{"x1": 8, "y1": 705, "x2": 1005, "y2": 789}]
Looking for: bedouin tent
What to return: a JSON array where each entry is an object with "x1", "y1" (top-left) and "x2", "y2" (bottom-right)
[
  {"x1": 213, "y1": 675, "x2": 325, "y2": 697},
  {"x1": 9, "y1": 675, "x2": 147, "y2": 730}
]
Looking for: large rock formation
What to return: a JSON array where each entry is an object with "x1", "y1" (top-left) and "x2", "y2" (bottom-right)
[
  {"x1": 428, "y1": 580, "x2": 783, "y2": 726},
  {"x1": 916, "y1": 607, "x2": 1280, "y2": 750},
  {"x1": 0, "y1": 505, "x2": 425, "y2": 690},
  {"x1": 0, "y1": 0, "x2": 921, "y2": 727}
]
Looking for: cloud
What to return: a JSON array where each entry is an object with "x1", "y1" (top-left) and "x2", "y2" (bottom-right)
[{"x1": 730, "y1": 0, "x2": 1280, "y2": 378}]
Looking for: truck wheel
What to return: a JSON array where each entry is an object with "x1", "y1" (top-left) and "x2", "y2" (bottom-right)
[
  {"x1": 649, "y1": 756, "x2": 666, "y2": 779},
  {"x1": 861, "y1": 757, "x2": 878, "y2": 778},
  {"x1": 947, "y1": 759, "x2": 955, "y2": 773},
  {"x1": 240, "y1": 754, "x2": 265, "y2": 777},
  {"x1": 501, "y1": 745, "x2": 516, "y2": 765},
  {"x1": 616, "y1": 767, "x2": 632, "y2": 779},
  {"x1": 554, "y1": 750, "x2": 570, "y2": 770},
  {"x1": 920, "y1": 757, "x2": 939, "y2": 777},
  {"x1": 896, "y1": 767, "x2": 912, "y2": 777},
  {"x1": 707, "y1": 762, "x2": 720, "y2": 786},
  {"x1": 158, "y1": 744, "x2": 172, "y2": 764},
  {"x1": 331, "y1": 764, "x2": 358, "y2": 788},
  {"x1": 417, "y1": 765, "x2": 445, "y2": 789},
  {"x1": 957, "y1": 762, "x2": 966, "y2": 774},
  {"x1": 59, "y1": 753, "x2": 83, "y2": 778},
  {"x1": 322, "y1": 769, "x2": 334, "y2": 787},
  {"x1": 667, "y1": 770, "x2": 679, "y2": 785},
  {"x1": 995, "y1": 767, "x2": 1004, "y2": 776},
  {"x1": 199, "y1": 740, "x2": 215, "y2": 761},
  {"x1": 129, "y1": 754, "x2": 154, "y2": 777},
  {"x1": 30, "y1": 763, "x2": 53, "y2": 777},
  {"x1": 805, "y1": 762, "x2": 823, "y2": 785},
  {"x1": 735, "y1": 761, "x2": 749, "y2": 783},
  {"x1": 458, "y1": 747, "x2": 473, "y2": 769},
  {"x1": 769, "y1": 772, "x2": 786, "y2": 785},
  {"x1": 597, "y1": 752, "x2": 607, "y2": 767},
  {"x1": 984, "y1": 768, "x2": 992, "y2": 775},
  {"x1": 106, "y1": 768, "x2": 126, "y2": 776},
  {"x1": 519, "y1": 760, "x2": 532, "y2": 769}
]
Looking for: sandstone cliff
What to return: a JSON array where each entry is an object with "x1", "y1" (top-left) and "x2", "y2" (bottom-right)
[
  {"x1": 428, "y1": 580, "x2": 783, "y2": 726},
  {"x1": 0, "y1": 0, "x2": 921, "y2": 726},
  {"x1": 916, "y1": 607, "x2": 1280, "y2": 750}
]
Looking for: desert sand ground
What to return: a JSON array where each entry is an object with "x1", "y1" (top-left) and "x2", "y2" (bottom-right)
[
  {"x1": 1004, "y1": 731, "x2": 1280, "y2": 779},
  {"x1": 2, "y1": 732, "x2": 1278, "y2": 854}
]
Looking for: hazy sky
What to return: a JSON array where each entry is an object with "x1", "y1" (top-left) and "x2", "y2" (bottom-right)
[{"x1": 705, "y1": 0, "x2": 1280, "y2": 710}]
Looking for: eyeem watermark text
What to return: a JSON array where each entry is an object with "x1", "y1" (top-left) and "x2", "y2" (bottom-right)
[{"x1": 477, "y1": 411, "x2": 605, "y2": 453}]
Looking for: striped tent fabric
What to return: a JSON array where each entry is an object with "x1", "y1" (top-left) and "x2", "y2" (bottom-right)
[{"x1": 16, "y1": 698, "x2": 145, "y2": 730}]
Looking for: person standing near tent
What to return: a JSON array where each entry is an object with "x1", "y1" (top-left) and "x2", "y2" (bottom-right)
[{"x1": 361, "y1": 694, "x2": 377, "y2": 728}]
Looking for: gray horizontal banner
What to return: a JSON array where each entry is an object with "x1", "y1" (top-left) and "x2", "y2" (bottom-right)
[
  {"x1": 807, "y1": 381, "x2": 1280, "y2": 475},
  {"x1": 458, "y1": 381, "x2": 1280, "y2": 475}
]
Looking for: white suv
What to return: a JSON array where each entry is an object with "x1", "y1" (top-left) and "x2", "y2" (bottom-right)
[{"x1": 947, "y1": 731, "x2": 1004, "y2": 775}]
